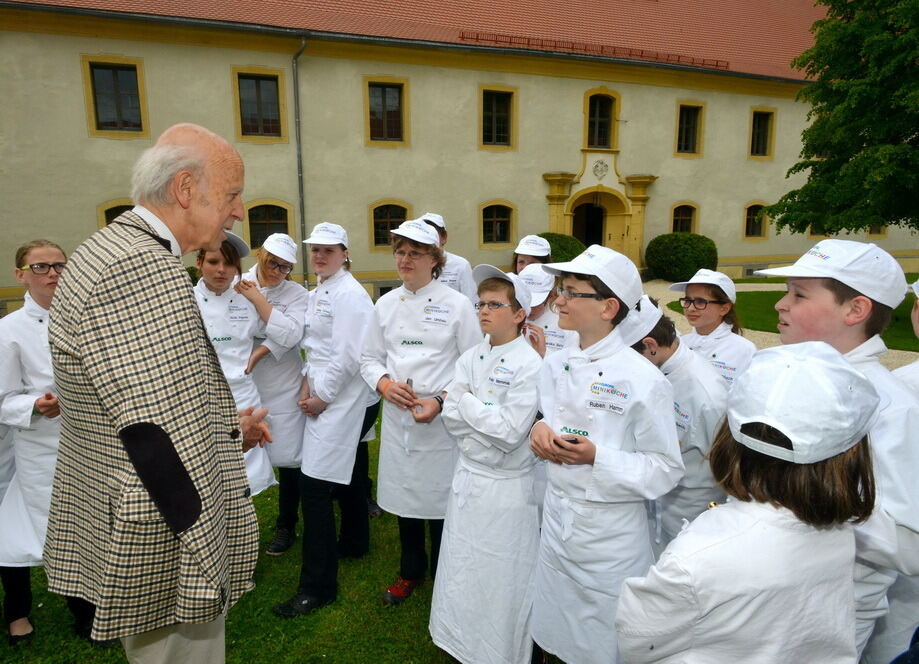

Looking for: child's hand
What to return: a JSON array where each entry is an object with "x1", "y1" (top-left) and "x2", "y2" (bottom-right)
[
  {"x1": 530, "y1": 421, "x2": 560, "y2": 461},
  {"x1": 553, "y1": 434, "x2": 597, "y2": 466}
]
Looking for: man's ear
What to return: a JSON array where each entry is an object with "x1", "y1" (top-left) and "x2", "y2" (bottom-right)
[
  {"x1": 844, "y1": 295, "x2": 873, "y2": 327},
  {"x1": 172, "y1": 170, "x2": 197, "y2": 210},
  {"x1": 600, "y1": 297, "x2": 621, "y2": 323}
]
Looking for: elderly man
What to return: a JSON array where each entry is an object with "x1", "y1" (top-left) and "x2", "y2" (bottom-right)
[{"x1": 45, "y1": 124, "x2": 268, "y2": 663}]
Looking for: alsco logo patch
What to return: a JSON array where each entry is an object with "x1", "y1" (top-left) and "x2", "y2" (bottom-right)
[
  {"x1": 560, "y1": 425, "x2": 589, "y2": 436},
  {"x1": 590, "y1": 382, "x2": 629, "y2": 400},
  {"x1": 401, "y1": 340, "x2": 423, "y2": 345},
  {"x1": 211, "y1": 336, "x2": 232, "y2": 342}
]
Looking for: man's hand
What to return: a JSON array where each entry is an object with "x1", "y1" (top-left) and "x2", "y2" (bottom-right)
[
  {"x1": 245, "y1": 345, "x2": 271, "y2": 374},
  {"x1": 34, "y1": 393, "x2": 60, "y2": 418},
  {"x1": 238, "y1": 406, "x2": 272, "y2": 452},
  {"x1": 411, "y1": 398, "x2": 439, "y2": 424}
]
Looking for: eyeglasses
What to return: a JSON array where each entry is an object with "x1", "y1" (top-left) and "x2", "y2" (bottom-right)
[
  {"x1": 20, "y1": 262, "x2": 66, "y2": 275},
  {"x1": 393, "y1": 250, "x2": 430, "y2": 261},
  {"x1": 474, "y1": 301, "x2": 512, "y2": 311},
  {"x1": 678, "y1": 296, "x2": 726, "y2": 310},
  {"x1": 266, "y1": 258, "x2": 293, "y2": 274},
  {"x1": 555, "y1": 286, "x2": 604, "y2": 301}
]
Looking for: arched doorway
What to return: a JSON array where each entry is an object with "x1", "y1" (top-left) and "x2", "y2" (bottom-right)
[
  {"x1": 573, "y1": 203, "x2": 604, "y2": 246},
  {"x1": 565, "y1": 187, "x2": 630, "y2": 255}
]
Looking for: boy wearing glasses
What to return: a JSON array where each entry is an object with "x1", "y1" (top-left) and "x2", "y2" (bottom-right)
[
  {"x1": 528, "y1": 246, "x2": 682, "y2": 664},
  {"x1": 429, "y1": 265, "x2": 541, "y2": 664}
]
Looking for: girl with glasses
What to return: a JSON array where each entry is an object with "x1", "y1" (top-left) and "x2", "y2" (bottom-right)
[
  {"x1": 237, "y1": 233, "x2": 309, "y2": 557},
  {"x1": 668, "y1": 269, "x2": 755, "y2": 385},
  {"x1": 0, "y1": 240, "x2": 96, "y2": 646}
]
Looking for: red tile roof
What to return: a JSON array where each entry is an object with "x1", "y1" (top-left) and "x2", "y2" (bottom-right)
[{"x1": 10, "y1": 0, "x2": 823, "y2": 80}]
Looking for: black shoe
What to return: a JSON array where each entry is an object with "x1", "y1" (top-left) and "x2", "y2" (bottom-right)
[
  {"x1": 367, "y1": 498, "x2": 383, "y2": 519},
  {"x1": 272, "y1": 593, "x2": 333, "y2": 618},
  {"x1": 9, "y1": 629, "x2": 34, "y2": 647},
  {"x1": 337, "y1": 542, "x2": 369, "y2": 560},
  {"x1": 266, "y1": 527, "x2": 295, "y2": 556}
]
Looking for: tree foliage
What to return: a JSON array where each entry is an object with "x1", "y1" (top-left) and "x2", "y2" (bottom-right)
[{"x1": 765, "y1": 0, "x2": 919, "y2": 234}]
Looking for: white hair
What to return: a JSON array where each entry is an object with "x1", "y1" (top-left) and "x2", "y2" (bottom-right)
[{"x1": 130, "y1": 143, "x2": 206, "y2": 207}]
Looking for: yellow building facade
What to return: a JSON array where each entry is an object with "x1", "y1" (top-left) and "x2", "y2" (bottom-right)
[{"x1": 1, "y1": 6, "x2": 916, "y2": 307}]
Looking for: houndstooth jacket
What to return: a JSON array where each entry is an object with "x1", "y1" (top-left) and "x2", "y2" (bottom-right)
[{"x1": 45, "y1": 212, "x2": 259, "y2": 641}]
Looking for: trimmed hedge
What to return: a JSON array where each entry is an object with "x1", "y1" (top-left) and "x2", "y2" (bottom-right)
[
  {"x1": 645, "y1": 233, "x2": 718, "y2": 282},
  {"x1": 538, "y1": 232, "x2": 586, "y2": 263}
]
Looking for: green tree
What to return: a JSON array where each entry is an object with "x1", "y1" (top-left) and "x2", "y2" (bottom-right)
[{"x1": 765, "y1": 0, "x2": 918, "y2": 234}]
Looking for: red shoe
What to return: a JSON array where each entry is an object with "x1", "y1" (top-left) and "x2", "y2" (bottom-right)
[{"x1": 382, "y1": 576, "x2": 421, "y2": 606}]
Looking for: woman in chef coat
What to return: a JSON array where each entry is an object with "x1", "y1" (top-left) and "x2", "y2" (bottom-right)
[
  {"x1": 193, "y1": 235, "x2": 275, "y2": 496},
  {"x1": 0, "y1": 240, "x2": 93, "y2": 645},
  {"x1": 236, "y1": 233, "x2": 309, "y2": 556},
  {"x1": 272, "y1": 223, "x2": 379, "y2": 617},
  {"x1": 360, "y1": 218, "x2": 480, "y2": 606},
  {"x1": 616, "y1": 343, "x2": 877, "y2": 663}
]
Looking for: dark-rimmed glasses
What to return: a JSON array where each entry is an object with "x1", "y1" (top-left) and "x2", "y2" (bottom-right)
[
  {"x1": 678, "y1": 296, "x2": 726, "y2": 310},
  {"x1": 266, "y1": 258, "x2": 293, "y2": 274},
  {"x1": 20, "y1": 262, "x2": 66, "y2": 275},
  {"x1": 555, "y1": 286, "x2": 604, "y2": 301}
]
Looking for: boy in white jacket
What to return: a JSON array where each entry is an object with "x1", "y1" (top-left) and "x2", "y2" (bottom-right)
[
  {"x1": 756, "y1": 240, "x2": 919, "y2": 661},
  {"x1": 528, "y1": 246, "x2": 682, "y2": 664},
  {"x1": 429, "y1": 266, "x2": 541, "y2": 664}
]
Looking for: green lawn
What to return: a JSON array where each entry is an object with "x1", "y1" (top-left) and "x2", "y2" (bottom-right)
[
  {"x1": 9, "y1": 435, "x2": 456, "y2": 664},
  {"x1": 667, "y1": 291, "x2": 919, "y2": 352}
]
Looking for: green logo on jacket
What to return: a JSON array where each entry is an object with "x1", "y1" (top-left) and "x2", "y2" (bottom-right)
[
  {"x1": 560, "y1": 425, "x2": 589, "y2": 437},
  {"x1": 401, "y1": 340, "x2": 423, "y2": 345}
]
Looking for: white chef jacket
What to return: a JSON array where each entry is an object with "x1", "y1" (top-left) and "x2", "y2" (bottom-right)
[
  {"x1": 616, "y1": 499, "x2": 859, "y2": 664},
  {"x1": 360, "y1": 279, "x2": 480, "y2": 519},
  {"x1": 0, "y1": 292, "x2": 61, "y2": 566},
  {"x1": 300, "y1": 268, "x2": 377, "y2": 485},
  {"x1": 193, "y1": 279, "x2": 276, "y2": 496},
  {"x1": 243, "y1": 266, "x2": 309, "y2": 468},
  {"x1": 528, "y1": 307, "x2": 577, "y2": 355},
  {"x1": 438, "y1": 251, "x2": 477, "y2": 303},
  {"x1": 531, "y1": 330, "x2": 683, "y2": 664},
  {"x1": 0, "y1": 427, "x2": 13, "y2": 504},
  {"x1": 893, "y1": 361, "x2": 919, "y2": 394},
  {"x1": 650, "y1": 341, "x2": 727, "y2": 556},
  {"x1": 431, "y1": 334, "x2": 542, "y2": 664},
  {"x1": 681, "y1": 322, "x2": 756, "y2": 385},
  {"x1": 846, "y1": 336, "x2": 919, "y2": 661}
]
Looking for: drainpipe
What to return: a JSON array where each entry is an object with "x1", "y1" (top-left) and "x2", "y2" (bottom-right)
[{"x1": 292, "y1": 36, "x2": 308, "y2": 282}]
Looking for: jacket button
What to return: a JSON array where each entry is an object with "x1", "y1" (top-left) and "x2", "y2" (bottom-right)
[
  {"x1": 244, "y1": 487, "x2": 251, "y2": 498},
  {"x1": 230, "y1": 428, "x2": 240, "y2": 439}
]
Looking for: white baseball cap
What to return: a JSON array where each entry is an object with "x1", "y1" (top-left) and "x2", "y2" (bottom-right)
[
  {"x1": 261, "y1": 233, "x2": 298, "y2": 264},
  {"x1": 542, "y1": 245, "x2": 642, "y2": 309},
  {"x1": 419, "y1": 212, "x2": 446, "y2": 229},
  {"x1": 519, "y1": 263, "x2": 555, "y2": 307},
  {"x1": 728, "y1": 342, "x2": 879, "y2": 464},
  {"x1": 515, "y1": 234, "x2": 551, "y2": 257},
  {"x1": 754, "y1": 240, "x2": 907, "y2": 309},
  {"x1": 304, "y1": 222, "x2": 349, "y2": 248},
  {"x1": 223, "y1": 231, "x2": 250, "y2": 258},
  {"x1": 473, "y1": 264, "x2": 533, "y2": 318},
  {"x1": 391, "y1": 218, "x2": 440, "y2": 246},
  {"x1": 617, "y1": 295, "x2": 665, "y2": 347},
  {"x1": 669, "y1": 268, "x2": 737, "y2": 303}
]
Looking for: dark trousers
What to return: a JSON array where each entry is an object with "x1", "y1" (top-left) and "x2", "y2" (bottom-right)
[
  {"x1": 398, "y1": 517, "x2": 444, "y2": 582},
  {"x1": 297, "y1": 402, "x2": 379, "y2": 599},
  {"x1": 0, "y1": 566, "x2": 31, "y2": 624},
  {"x1": 276, "y1": 466, "x2": 301, "y2": 531}
]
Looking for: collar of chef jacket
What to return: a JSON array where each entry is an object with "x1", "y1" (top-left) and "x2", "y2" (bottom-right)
[
  {"x1": 568, "y1": 327, "x2": 624, "y2": 366},
  {"x1": 22, "y1": 291, "x2": 48, "y2": 321},
  {"x1": 399, "y1": 279, "x2": 441, "y2": 297},
  {"x1": 196, "y1": 275, "x2": 242, "y2": 300},
  {"x1": 844, "y1": 334, "x2": 887, "y2": 367},
  {"x1": 660, "y1": 339, "x2": 692, "y2": 377},
  {"x1": 316, "y1": 267, "x2": 348, "y2": 289}
]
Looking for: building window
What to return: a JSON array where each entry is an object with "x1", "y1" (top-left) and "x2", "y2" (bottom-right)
[
  {"x1": 587, "y1": 95, "x2": 613, "y2": 149},
  {"x1": 248, "y1": 204, "x2": 288, "y2": 248},
  {"x1": 672, "y1": 205, "x2": 695, "y2": 233},
  {"x1": 238, "y1": 74, "x2": 280, "y2": 136},
  {"x1": 369, "y1": 83, "x2": 404, "y2": 141},
  {"x1": 867, "y1": 223, "x2": 887, "y2": 237},
  {"x1": 676, "y1": 104, "x2": 703, "y2": 154},
  {"x1": 104, "y1": 204, "x2": 133, "y2": 224},
  {"x1": 482, "y1": 89, "x2": 514, "y2": 147},
  {"x1": 373, "y1": 204, "x2": 407, "y2": 246},
  {"x1": 744, "y1": 204, "x2": 766, "y2": 238},
  {"x1": 81, "y1": 55, "x2": 149, "y2": 139},
  {"x1": 482, "y1": 205, "x2": 512, "y2": 244},
  {"x1": 750, "y1": 110, "x2": 775, "y2": 157}
]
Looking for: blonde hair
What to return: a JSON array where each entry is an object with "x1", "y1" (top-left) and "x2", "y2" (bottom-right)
[
  {"x1": 256, "y1": 247, "x2": 292, "y2": 281},
  {"x1": 16, "y1": 239, "x2": 65, "y2": 269}
]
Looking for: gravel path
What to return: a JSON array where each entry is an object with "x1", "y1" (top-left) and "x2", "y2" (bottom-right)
[{"x1": 644, "y1": 279, "x2": 918, "y2": 371}]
